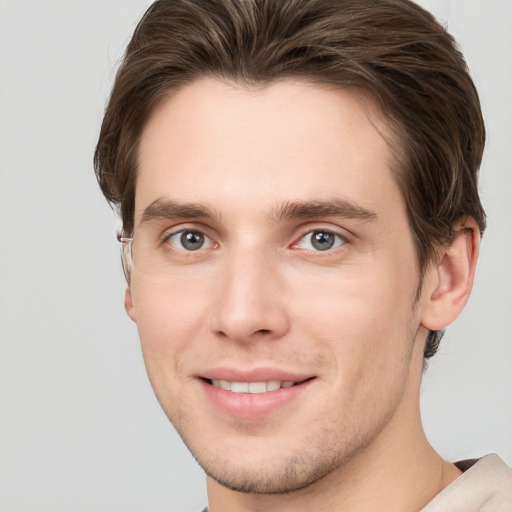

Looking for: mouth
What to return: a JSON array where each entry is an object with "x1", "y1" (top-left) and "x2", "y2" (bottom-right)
[
  {"x1": 202, "y1": 377, "x2": 314, "y2": 394},
  {"x1": 199, "y1": 375, "x2": 316, "y2": 418},
  {"x1": 197, "y1": 368, "x2": 317, "y2": 418}
]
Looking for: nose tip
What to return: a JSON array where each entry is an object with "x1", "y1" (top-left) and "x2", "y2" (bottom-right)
[
  {"x1": 208, "y1": 253, "x2": 290, "y2": 343},
  {"x1": 211, "y1": 293, "x2": 289, "y2": 343}
]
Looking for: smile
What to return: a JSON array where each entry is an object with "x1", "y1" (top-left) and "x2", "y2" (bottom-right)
[
  {"x1": 210, "y1": 379, "x2": 296, "y2": 393},
  {"x1": 201, "y1": 376, "x2": 315, "y2": 418}
]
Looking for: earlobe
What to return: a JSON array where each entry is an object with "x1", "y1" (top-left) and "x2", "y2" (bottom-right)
[
  {"x1": 421, "y1": 219, "x2": 480, "y2": 331},
  {"x1": 124, "y1": 286, "x2": 137, "y2": 322}
]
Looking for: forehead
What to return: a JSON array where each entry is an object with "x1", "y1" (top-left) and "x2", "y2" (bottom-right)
[{"x1": 136, "y1": 78, "x2": 402, "y2": 223}]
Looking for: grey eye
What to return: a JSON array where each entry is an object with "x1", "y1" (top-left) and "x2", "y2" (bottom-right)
[
  {"x1": 311, "y1": 231, "x2": 335, "y2": 250},
  {"x1": 168, "y1": 230, "x2": 210, "y2": 251},
  {"x1": 181, "y1": 231, "x2": 204, "y2": 250},
  {"x1": 298, "y1": 230, "x2": 345, "y2": 251}
]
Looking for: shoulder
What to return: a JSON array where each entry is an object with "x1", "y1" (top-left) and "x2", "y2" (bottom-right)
[{"x1": 421, "y1": 454, "x2": 512, "y2": 511}]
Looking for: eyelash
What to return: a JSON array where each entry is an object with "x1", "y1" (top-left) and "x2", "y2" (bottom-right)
[
  {"x1": 162, "y1": 226, "x2": 347, "y2": 255},
  {"x1": 163, "y1": 228, "x2": 216, "y2": 252},
  {"x1": 292, "y1": 229, "x2": 346, "y2": 253}
]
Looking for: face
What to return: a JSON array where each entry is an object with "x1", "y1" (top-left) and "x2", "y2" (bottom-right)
[{"x1": 127, "y1": 78, "x2": 430, "y2": 494}]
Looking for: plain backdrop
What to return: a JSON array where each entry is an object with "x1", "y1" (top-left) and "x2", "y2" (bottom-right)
[{"x1": 0, "y1": 1, "x2": 511, "y2": 511}]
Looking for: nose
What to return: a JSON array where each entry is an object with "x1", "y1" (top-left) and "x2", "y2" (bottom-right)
[{"x1": 208, "y1": 247, "x2": 290, "y2": 343}]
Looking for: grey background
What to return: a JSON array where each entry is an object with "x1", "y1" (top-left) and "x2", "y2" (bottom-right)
[{"x1": 0, "y1": 1, "x2": 510, "y2": 510}]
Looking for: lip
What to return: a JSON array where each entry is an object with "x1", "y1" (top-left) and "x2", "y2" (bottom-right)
[
  {"x1": 200, "y1": 367, "x2": 313, "y2": 383},
  {"x1": 197, "y1": 367, "x2": 316, "y2": 419}
]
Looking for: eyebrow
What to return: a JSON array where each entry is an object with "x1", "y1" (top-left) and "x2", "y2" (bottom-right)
[
  {"x1": 138, "y1": 197, "x2": 377, "y2": 227},
  {"x1": 272, "y1": 198, "x2": 378, "y2": 223},
  {"x1": 139, "y1": 198, "x2": 221, "y2": 225}
]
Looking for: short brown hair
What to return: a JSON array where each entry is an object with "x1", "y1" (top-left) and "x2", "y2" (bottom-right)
[{"x1": 94, "y1": 0, "x2": 486, "y2": 358}]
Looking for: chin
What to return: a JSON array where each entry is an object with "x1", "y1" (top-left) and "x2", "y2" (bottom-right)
[{"x1": 182, "y1": 428, "x2": 359, "y2": 495}]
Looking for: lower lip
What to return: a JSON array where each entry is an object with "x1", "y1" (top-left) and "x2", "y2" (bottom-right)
[{"x1": 200, "y1": 379, "x2": 314, "y2": 419}]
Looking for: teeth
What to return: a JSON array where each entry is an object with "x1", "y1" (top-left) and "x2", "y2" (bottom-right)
[
  {"x1": 266, "y1": 380, "x2": 281, "y2": 391},
  {"x1": 231, "y1": 382, "x2": 249, "y2": 393},
  {"x1": 219, "y1": 380, "x2": 231, "y2": 391},
  {"x1": 210, "y1": 380, "x2": 297, "y2": 393}
]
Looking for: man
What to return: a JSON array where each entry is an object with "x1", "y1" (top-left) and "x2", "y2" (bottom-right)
[{"x1": 94, "y1": 0, "x2": 512, "y2": 510}]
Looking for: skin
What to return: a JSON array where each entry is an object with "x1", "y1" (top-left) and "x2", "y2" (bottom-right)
[{"x1": 125, "y1": 78, "x2": 479, "y2": 511}]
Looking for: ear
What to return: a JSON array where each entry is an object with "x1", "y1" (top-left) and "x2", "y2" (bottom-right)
[
  {"x1": 420, "y1": 219, "x2": 480, "y2": 331},
  {"x1": 124, "y1": 286, "x2": 137, "y2": 322}
]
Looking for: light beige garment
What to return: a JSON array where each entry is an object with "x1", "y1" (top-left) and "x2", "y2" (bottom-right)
[{"x1": 420, "y1": 454, "x2": 512, "y2": 512}]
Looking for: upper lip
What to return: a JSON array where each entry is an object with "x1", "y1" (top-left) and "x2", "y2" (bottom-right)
[{"x1": 198, "y1": 367, "x2": 315, "y2": 383}]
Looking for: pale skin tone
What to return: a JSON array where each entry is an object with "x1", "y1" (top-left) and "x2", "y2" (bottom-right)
[{"x1": 125, "y1": 78, "x2": 480, "y2": 512}]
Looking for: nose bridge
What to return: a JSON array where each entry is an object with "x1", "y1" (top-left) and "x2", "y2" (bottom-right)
[{"x1": 209, "y1": 242, "x2": 289, "y2": 342}]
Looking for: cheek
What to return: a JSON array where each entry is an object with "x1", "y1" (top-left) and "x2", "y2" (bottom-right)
[
  {"x1": 295, "y1": 274, "x2": 417, "y2": 431},
  {"x1": 129, "y1": 274, "x2": 209, "y2": 378},
  {"x1": 290, "y1": 262, "x2": 418, "y2": 379},
  {"x1": 293, "y1": 264, "x2": 415, "y2": 338}
]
